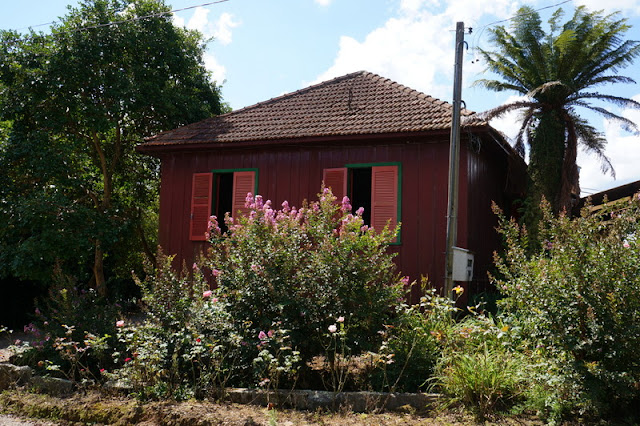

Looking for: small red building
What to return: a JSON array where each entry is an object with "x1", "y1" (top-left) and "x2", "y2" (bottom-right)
[{"x1": 137, "y1": 71, "x2": 525, "y2": 301}]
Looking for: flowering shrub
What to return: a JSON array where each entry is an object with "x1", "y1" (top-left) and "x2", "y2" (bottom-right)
[
  {"x1": 11, "y1": 267, "x2": 119, "y2": 379},
  {"x1": 204, "y1": 188, "x2": 404, "y2": 376},
  {"x1": 252, "y1": 326, "x2": 301, "y2": 393},
  {"x1": 493, "y1": 196, "x2": 640, "y2": 420},
  {"x1": 112, "y1": 251, "x2": 243, "y2": 399}
]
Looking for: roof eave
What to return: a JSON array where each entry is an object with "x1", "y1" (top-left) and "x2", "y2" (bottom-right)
[{"x1": 136, "y1": 128, "x2": 466, "y2": 155}]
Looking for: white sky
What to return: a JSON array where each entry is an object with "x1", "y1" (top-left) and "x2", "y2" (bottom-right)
[{"x1": 2, "y1": 0, "x2": 640, "y2": 195}]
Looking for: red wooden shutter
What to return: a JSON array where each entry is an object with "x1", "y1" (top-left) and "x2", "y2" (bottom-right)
[
  {"x1": 371, "y1": 166, "x2": 398, "y2": 242},
  {"x1": 232, "y1": 171, "x2": 256, "y2": 218},
  {"x1": 323, "y1": 168, "x2": 347, "y2": 201},
  {"x1": 190, "y1": 172, "x2": 213, "y2": 241}
]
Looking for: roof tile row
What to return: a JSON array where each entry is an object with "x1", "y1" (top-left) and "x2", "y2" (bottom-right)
[{"x1": 144, "y1": 70, "x2": 482, "y2": 147}]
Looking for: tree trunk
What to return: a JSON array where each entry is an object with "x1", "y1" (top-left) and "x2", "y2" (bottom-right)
[
  {"x1": 93, "y1": 240, "x2": 107, "y2": 297},
  {"x1": 559, "y1": 115, "x2": 580, "y2": 214},
  {"x1": 529, "y1": 111, "x2": 566, "y2": 212},
  {"x1": 524, "y1": 110, "x2": 566, "y2": 244}
]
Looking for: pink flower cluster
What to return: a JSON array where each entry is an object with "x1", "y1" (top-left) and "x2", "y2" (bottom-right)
[{"x1": 205, "y1": 215, "x2": 222, "y2": 239}]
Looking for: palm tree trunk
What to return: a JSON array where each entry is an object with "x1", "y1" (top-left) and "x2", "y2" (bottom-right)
[
  {"x1": 529, "y1": 111, "x2": 566, "y2": 213},
  {"x1": 559, "y1": 116, "x2": 580, "y2": 214},
  {"x1": 524, "y1": 110, "x2": 566, "y2": 244}
]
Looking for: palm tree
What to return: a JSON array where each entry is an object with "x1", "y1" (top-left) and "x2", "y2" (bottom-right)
[{"x1": 476, "y1": 6, "x2": 640, "y2": 217}]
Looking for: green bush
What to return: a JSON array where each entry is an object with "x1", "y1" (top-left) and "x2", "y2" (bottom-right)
[
  {"x1": 12, "y1": 267, "x2": 119, "y2": 382},
  {"x1": 493, "y1": 196, "x2": 640, "y2": 421},
  {"x1": 112, "y1": 252, "x2": 242, "y2": 399},
  {"x1": 371, "y1": 279, "x2": 458, "y2": 392}
]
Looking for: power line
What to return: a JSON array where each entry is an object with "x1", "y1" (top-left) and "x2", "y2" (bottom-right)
[
  {"x1": 6, "y1": 0, "x2": 229, "y2": 39},
  {"x1": 14, "y1": 21, "x2": 56, "y2": 32},
  {"x1": 482, "y1": 0, "x2": 572, "y2": 29}
]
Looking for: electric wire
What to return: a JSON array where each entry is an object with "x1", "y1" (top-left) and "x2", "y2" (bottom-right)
[{"x1": 3, "y1": 0, "x2": 230, "y2": 42}]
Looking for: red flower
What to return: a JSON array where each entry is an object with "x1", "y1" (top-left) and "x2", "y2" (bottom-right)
[{"x1": 124, "y1": 357, "x2": 132, "y2": 362}]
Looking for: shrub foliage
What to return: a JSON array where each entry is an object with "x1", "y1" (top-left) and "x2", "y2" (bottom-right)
[{"x1": 493, "y1": 196, "x2": 640, "y2": 420}]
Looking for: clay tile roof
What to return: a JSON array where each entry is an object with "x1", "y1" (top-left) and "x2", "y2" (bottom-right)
[{"x1": 142, "y1": 70, "x2": 482, "y2": 147}]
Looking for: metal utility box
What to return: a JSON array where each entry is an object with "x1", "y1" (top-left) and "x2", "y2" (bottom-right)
[{"x1": 452, "y1": 247, "x2": 474, "y2": 281}]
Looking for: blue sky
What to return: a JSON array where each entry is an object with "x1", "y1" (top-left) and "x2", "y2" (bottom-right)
[{"x1": 2, "y1": 0, "x2": 640, "y2": 195}]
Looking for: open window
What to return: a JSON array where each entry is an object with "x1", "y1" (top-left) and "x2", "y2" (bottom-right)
[
  {"x1": 189, "y1": 169, "x2": 257, "y2": 241},
  {"x1": 323, "y1": 163, "x2": 401, "y2": 243}
]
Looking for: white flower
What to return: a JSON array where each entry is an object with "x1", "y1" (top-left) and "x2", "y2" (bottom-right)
[{"x1": 328, "y1": 324, "x2": 337, "y2": 333}]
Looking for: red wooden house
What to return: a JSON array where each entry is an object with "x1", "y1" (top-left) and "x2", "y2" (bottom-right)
[{"x1": 137, "y1": 71, "x2": 525, "y2": 301}]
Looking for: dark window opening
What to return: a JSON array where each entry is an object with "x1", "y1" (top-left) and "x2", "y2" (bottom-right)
[
  {"x1": 215, "y1": 173, "x2": 233, "y2": 233},
  {"x1": 350, "y1": 167, "x2": 372, "y2": 225}
]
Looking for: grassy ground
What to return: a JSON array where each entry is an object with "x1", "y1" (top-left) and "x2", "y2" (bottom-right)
[{"x1": 0, "y1": 389, "x2": 545, "y2": 425}]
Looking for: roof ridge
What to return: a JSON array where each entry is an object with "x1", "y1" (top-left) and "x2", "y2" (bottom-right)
[
  {"x1": 219, "y1": 70, "x2": 369, "y2": 118},
  {"x1": 360, "y1": 71, "x2": 452, "y2": 109}
]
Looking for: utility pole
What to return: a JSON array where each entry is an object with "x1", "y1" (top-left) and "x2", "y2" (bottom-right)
[{"x1": 444, "y1": 21, "x2": 465, "y2": 299}]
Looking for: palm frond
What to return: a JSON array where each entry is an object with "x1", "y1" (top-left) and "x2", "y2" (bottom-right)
[
  {"x1": 574, "y1": 37, "x2": 640, "y2": 88},
  {"x1": 527, "y1": 81, "x2": 567, "y2": 98},
  {"x1": 575, "y1": 74, "x2": 636, "y2": 90},
  {"x1": 475, "y1": 100, "x2": 538, "y2": 122},
  {"x1": 572, "y1": 101, "x2": 640, "y2": 134},
  {"x1": 572, "y1": 116, "x2": 615, "y2": 177},
  {"x1": 513, "y1": 109, "x2": 537, "y2": 156},
  {"x1": 473, "y1": 78, "x2": 527, "y2": 95},
  {"x1": 569, "y1": 92, "x2": 640, "y2": 110}
]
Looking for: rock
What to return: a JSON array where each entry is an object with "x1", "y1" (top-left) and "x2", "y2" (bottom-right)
[
  {"x1": 0, "y1": 363, "x2": 32, "y2": 390},
  {"x1": 30, "y1": 376, "x2": 73, "y2": 396}
]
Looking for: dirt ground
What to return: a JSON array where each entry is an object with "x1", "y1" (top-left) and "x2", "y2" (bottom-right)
[
  {"x1": 0, "y1": 389, "x2": 545, "y2": 426},
  {"x1": 0, "y1": 334, "x2": 543, "y2": 425}
]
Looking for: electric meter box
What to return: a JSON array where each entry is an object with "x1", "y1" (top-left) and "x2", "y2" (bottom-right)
[{"x1": 452, "y1": 247, "x2": 474, "y2": 282}]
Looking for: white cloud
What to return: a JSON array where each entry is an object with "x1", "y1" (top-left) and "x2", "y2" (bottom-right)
[
  {"x1": 173, "y1": 9, "x2": 239, "y2": 83},
  {"x1": 172, "y1": 13, "x2": 185, "y2": 27},
  {"x1": 315, "y1": 0, "x2": 334, "y2": 6},
  {"x1": 312, "y1": 13, "x2": 453, "y2": 100},
  {"x1": 578, "y1": 94, "x2": 640, "y2": 194},
  {"x1": 212, "y1": 12, "x2": 240, "y2": 45},
  {"x1": 204, "y1": 53, "x2": 227, "y2": 84},
  {"x1": 313, "y1": 0, "x2": 524, "y2": 102},
  {"x1": 186, "y1": 7, "x2": 211, "y2": 34},
  {"x1": 572, "y1": 0, "x2": 640, "y2": 16},
  {"x1": 399, "y1": 0, "x2": 440, "y2": 13},
  {"x1": 173, "y1": 8, "x2": 239, "y2": 45}
]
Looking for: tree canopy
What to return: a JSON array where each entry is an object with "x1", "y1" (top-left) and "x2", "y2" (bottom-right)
[
  {"x1": 477, "y1": 6, "x2": 640, "y2": 218},
  {"x1": 0, "y1": 0, "x2": 224, "y2": 295}
]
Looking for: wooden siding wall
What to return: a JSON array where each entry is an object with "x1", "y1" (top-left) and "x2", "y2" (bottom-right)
[
  {"x1": 158, "y1": 136, "x2": 510, "y2": 302},
  {"x1": 464, "y1": 137, "x2": 512, "y2": 297}
]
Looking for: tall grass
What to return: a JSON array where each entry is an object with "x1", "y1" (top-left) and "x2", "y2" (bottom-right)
[{"x1": 434, "y1": 344, "x2": 526, "y2": 420}]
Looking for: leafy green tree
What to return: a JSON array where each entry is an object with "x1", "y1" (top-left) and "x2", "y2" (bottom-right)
[
  {"x1": 476, "y1": 6, "x2": 640, "y2": 220},
  {"x1": 0, "y1": 0, "x2": 224, "y2": 295}
]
